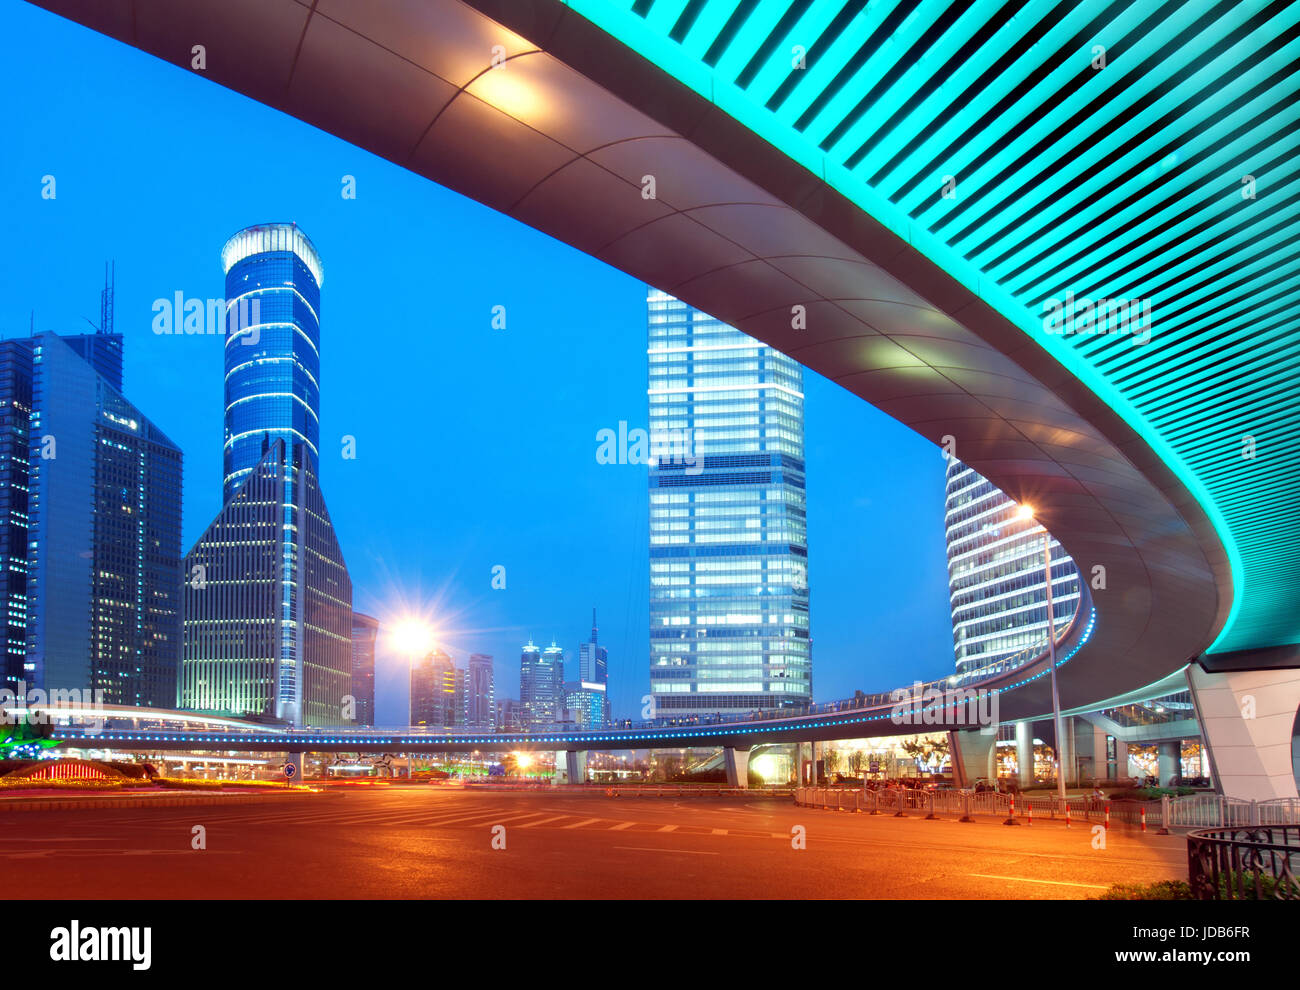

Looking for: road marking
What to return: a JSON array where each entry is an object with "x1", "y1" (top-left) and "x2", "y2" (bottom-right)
[
  {"x1": 562, "y1": 818, "x2": 602, "y2": 829},
  {"x1": 610, "y1": 821, "x2": 637, "y2": 830},
  {"x1": 613, "y1": 846, "x2": 718, "y2": 855},
  {"x1": 711, "y1": 828, "x2": 728, "y2": 835},
  {"x1": 518, "y1": 815, "x2": 571, "y2": 829},
  {"x1": 656, "y1": 824, "x2": 677, "y2": 833},
  {"x1": 967, "y1": 873, "x2": 1109, "y2": 889}
]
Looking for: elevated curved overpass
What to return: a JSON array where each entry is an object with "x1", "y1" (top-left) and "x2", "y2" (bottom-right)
[
  {"x1": 28, "y1": 0, "x2": 1299, "y2": 721},
  {"x1": 44, "y1": 601, "x2": 1091, "y2": 753}
]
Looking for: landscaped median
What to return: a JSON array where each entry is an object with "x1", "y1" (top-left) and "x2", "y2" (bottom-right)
[
  {"x1": 0, "y1": 781, "x2": 324, "y2": 811},
  {"x1": 0, "y1": 758, "x2": 327, "y2": 810}
]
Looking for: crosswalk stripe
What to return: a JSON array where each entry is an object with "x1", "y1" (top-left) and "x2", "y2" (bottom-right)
[
  {"x1": 518, "y1": 815, "x2": 571, "y2": 829},
  {"x1": 657, "y1": 824, "x2": 677, "y2": 833},
  {"x1": 610, "y1": 821, "x2": 637, "y2": 830},
  {"x1": 711, "y1": 828, "x2": 728, "y2": 835},
  {"x1": 561, "y1": 818, "x2": 602, "y2": 829}
]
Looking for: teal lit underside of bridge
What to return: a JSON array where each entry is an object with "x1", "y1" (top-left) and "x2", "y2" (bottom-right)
[{"x1": 566, "y1": 0, "x2": 1300, "y2": 654}]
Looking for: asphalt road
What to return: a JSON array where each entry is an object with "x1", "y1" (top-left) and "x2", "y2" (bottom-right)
[{"x1": 7, "y1": 786, "x2": 1189, "y2": 898}]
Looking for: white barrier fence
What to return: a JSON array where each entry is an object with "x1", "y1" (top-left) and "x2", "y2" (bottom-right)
[{"x1": 793, "y1": 788, "x2": 1300, "y2": 829}]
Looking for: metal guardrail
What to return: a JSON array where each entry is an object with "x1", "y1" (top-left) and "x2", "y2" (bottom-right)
[
  {"x1": 792, "y1": 789, "x2": 1300, "y2": 831},
  {"x1": 1163, "y1": 795, "x2": 1300, "y2": 829},
  {"x1": 1188, "y1": 824, "x2": 1300, "y2": 900}
]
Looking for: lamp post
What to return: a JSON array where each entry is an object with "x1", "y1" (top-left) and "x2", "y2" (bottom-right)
[{"x1": 1016, "y1": 504, "x2": 1068, "y2": 806}]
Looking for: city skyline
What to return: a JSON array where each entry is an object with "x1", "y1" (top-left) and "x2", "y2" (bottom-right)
[{"x1": 1, "y1": 2, "x2": 954, "y2": 726}]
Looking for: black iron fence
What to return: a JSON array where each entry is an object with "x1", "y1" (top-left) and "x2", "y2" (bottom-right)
[{"x1": 1187, "y1": 824, "x2": 1300, "y2": 900}]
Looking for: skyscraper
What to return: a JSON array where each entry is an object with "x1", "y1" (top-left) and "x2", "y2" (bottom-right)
[
  {"x1": 27, "y1": 331, "x2": 183, "y2": 707},
  {"x1": 409, "y1": 649, "x2": 437, "y2": 728},
  {"x1": 465, "y1": 653, "x2": 495, "y2": 730},
  {"x1": 409, "y1": 649, "x2": 460, "y2": 728},
  {"x1": 943, "y1": 459, "x2": 1081, "y2": 678},
  {"x1": 350, "y1": 612, "x2": 379, "y2": 726},
  {"x1": 179, "y1": 223, "x2": 352, "y2": 726},
  {"x1": 519, "y1": 640, "x2": 564, "y2": 728},
  {"x1": 647, "y1": 290, "x2": 811, "y2": 718},
  {"x1": 0, "y1": 338, "x2": 33, "y2": 694},
  {"x1": 568, "y1": 609, "x2": 609, "y2": 728},
  {"x1": 220, "y1": 223, "x2": 323, "y2": 502}
]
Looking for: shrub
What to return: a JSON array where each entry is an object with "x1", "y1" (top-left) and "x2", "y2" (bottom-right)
[{"x1": 1097, "y1": 880, "x2": 1194, "y2": 900}]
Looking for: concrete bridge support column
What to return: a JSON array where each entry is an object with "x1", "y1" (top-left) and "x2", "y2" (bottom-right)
[
  {"x1": 562, "y1": 750, "x2": 588, "y2": 785},
  {"x1": 723, "y1": 747, "x2": 751, "y2": 788},
  {"x1": 798, "y1": 741, "x2": 813, "y2": 785},
  {"x1": 1157, "y1": 741, "x2": 1181, "y2": 787},
  {"x1": 1015, "y1": 721, "x2": 1034, "y2": 787},
  {"x1": 1187, "y1": 665, "x2": 1300, "y2": 801},
  {"x1": 948, "y1": 729, "x2": 997, "y2": 789},
  {"x1": 285, "y1": 752, "x2": 303, "y2": 780}
]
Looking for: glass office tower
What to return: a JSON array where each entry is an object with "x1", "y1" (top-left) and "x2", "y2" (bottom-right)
[
  {"x1": 0, "y1": 339, "x2": 33, "y2": 694},
  {"x1": 27, "y1": 332, "x2": 183, "y2": 707},
  {"x1": 647, "y1": 290, "x2": 811, "y2": 718},
  {"x1": 220, "y1": 223, "x2": 323, "y2": 501},
  {"x1": 519, "y1": 640, "x2": 564, "y2": 728},
  {"x1": 350, "y1": 612, "x2": 379, "y2": 726},
  {"x1": 465, "y1": 653, "x2": 495, "y2": 729},
  {"x1": 572, "y1": 609, "x2": 609, "y2": 727},
  {"x1": 180, "y1": 224, "x2": 352, "y2": 726},
  {"x1": 943, "y1": 459, "x2": 1081, "y2": 678}
]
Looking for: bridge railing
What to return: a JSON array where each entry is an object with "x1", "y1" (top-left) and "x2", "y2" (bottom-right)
[{"x1": 40, "y1": 604, "x2": 1094, "y2": 744}]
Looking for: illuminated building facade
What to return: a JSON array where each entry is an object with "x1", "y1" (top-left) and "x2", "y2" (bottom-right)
[
  {"x1": 647, "y1": 290, "x2": 811, "y2": 718},
  {"x1": 350, "y1": 612, "x2": 379, "y2": 726},
  {"x1": 410, "y1": 649, "x2": 460, "y2": 727},
  {"x1": 943, "y1": 459, "x2": 1080, "y2": 678},
  {"x1": 0, "y1": 338, "x2": 33, "y2": 693},
  {"x1": 27, "y1": 331, "x2": 183, "y2": 707},
  {"x1": 179, "y1": 224, "x2": 352, "y2": 726},
  {"x1": 465, "y1": 653, "x2": 494, "y2": 729},
  {"x1": 520, "y1": 640, "x2": 564, "y2": 728},
  {"x1": 220, "y1": 222, "x2": 323, "y2": 501},
  {"x1": 563, "y1": 680, "x2": 608, "y2": 730}
]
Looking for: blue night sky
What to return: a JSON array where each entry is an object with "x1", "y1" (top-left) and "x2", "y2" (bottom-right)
[{"x1": 1, "y1": 1, "x2": 955, "y2": 725}]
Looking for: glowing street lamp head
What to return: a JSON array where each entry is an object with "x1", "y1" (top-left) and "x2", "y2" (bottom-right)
[
  {"x1": 391, "y1": 619, "x2": 435, "y2": 657},
  {"x1": 1014, "y1": 503, "x2": 1035, "y2": 522}
]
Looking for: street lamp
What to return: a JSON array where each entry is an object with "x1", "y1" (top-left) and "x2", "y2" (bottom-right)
[{"x1": 1015, "y1": 503, "x2": 1068, "y2": 807}]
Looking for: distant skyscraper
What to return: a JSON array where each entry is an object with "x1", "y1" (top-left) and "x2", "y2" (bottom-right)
[
  {"x1": 465, "y1": 653, "x2": 495, "y2": 729},
  {"x1": 647, "y1": 290, "x2": 811, "y2": 718},
  {"x1": 410, "y1": 649, "x2": 461, "y2": 727},
  {"x1": 179, "y1": 223, "x2": 352, "y2": 726},
  {"x1": 496, "y1": 697, "x2": 524, "y2": 733},
  {"x1": 0, "y1": 338, "x2": 33, "y2": 694},
  {"x1": 27, "y1": 331, "x2": 183, "y2": 707},
  {"x1": 409, "y1": 649, "x2": 437, "y2": 728},
  {"x1": 570, "y1": 609, "x2": 609, "y2": 728},
  {"x1": 563, "y1": 680, "x2": 608, "y2": 729},
  {"x1": 943, "y1": 459, "x2": 1081, "y2": 678},
  {"x1": 519, "y1": 639, "x2": 564, "y2": 728},
  {"x1": 350, "y1": 612, "x2": 379, "y2": 726},
  {"x1": 578, "y1": 608, "x2": 607, "y2": 684}
]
